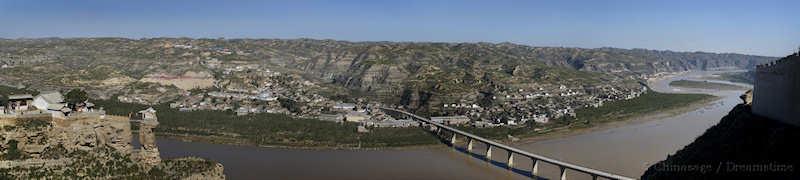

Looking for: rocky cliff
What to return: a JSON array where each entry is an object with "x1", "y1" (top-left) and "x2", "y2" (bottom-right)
[
  {"x1": 641, "y1": 103, "x2": 799, "y2": 179},
  {"x1": 0, "y1": 113, "x2": 225, "y2": 179}
]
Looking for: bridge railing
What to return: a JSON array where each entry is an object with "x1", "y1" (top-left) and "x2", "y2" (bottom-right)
[{"x1": 381, "y1": 107, "x2": 636, "y2": 180}]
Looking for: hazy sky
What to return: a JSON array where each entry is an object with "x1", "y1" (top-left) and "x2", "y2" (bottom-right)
[{"x1": 1, "y1": 0, "x2": 798, "y2": 56}]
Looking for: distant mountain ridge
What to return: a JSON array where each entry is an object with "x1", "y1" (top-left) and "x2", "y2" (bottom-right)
[{"x1": 0, "y1": 38, "x2": 776, "y2": 111}]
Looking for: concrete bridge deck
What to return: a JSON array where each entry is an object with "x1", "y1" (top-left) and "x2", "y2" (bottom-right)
[{"x1": 381, "y1": 107, "x2": 635, "y2": 180}]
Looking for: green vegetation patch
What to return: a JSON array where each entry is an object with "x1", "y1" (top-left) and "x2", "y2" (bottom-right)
[
  {"x1": 574, "y1": 90, "x2": 714, "y2": 124},
  {"x1": 1, "y1": 140, "x2": 25, "y2": 160},
  {"x1": 670, "y1": 80, "x2": 748, "y2": 91},
  {"x1": 710, "y1": 71, "x2": 755, "y2": 84},
  {"x1": 0, "y1": 85, "x2": 38, "y2": 105},
  {"x1": 0, "y1": 85, "x2": 37, "y2": 96},
  {"x1": 93, "y1": 99, "x2": 439, "y2": 148}
]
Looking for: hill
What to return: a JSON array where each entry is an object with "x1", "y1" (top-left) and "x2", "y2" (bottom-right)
[{"x1": 0, "y1": 38, "x2": 774, "y2": 110}]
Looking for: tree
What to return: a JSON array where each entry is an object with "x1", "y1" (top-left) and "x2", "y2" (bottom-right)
[
  {"x1": 64, "y1": 88, "x2": 89, "y2": 105},
  {"x1": 0, "y1": 95, "x2": 7, "y2": 107},
  {"x1": 1, "y1": 140, "x2": 23, "y2": 160}
]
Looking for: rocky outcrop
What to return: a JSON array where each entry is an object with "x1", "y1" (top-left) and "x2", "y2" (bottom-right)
[
  {"x1": 0, "y1": 110, "x2": 225, "y2": 179},
  {"x1": 160, "y1": 157, "x2": 226, "y2": 180},
  {"x1": 1, "y1": 114, "x2": 133, "y2": 158},
  {"x1": 740, "y1": 90, "x2": 753, "y2": 105},
  {"x1": 641, "y1": 104, "x2": 800, "y2": 179},
  {"x1": 134, "y1": 108, "x2": 161, "y2": 167}
]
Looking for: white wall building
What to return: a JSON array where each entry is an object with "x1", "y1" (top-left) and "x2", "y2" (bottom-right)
[
  {"x1": 33, "y1": 91, "x2": 66, "y2": 112},
  {"x1": 430, "y1": 116, "x2": 471, "y2": 125}
]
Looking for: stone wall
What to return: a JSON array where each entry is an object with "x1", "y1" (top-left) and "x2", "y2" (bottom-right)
[{"x1": 752, "y1": 54, "x2": 800, "y2": 126}]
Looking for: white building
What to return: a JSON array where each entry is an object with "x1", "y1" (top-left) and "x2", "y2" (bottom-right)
[
  {"x1": 345, "y1": 111, "x2": 369, "y2": 122},
  {"x1": 256, "y1": 91, "x2": 278, "y2": 101},
  {"x1": 533, "y1": 114, "x2": 549, "y2": 124},
  {"x1": 7, "y1": 94, "x2": 34, "y2": 112},
  {"x1": 33, "y1": 91, "x2": 65, "y2": 112},
  {"x1": 430, "y1": 116, "x2": 471, "y2": 125},
  {"x1": 138, "y1": 107, "x2": 157, "y2": 119},
  {"x1": 333, "y1": 103, "x2": 356, "y2": 111},
  {"x1": 318, "y1": 113, "x2": 344, "y2": 122}
]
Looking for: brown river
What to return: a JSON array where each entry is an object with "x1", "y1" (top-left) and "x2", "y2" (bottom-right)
[{"x1": 157, "y1": 71, "x2": 751, "y2": 180}]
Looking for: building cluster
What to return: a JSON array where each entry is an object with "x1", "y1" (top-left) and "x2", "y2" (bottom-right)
[
  {"x1": 317, "y1": 102, "x2": 424, "y2": 130},
  {"x1": 438, "y1": 84, "x2": 648, "y2": 127},
  {"x1": 170, "y1": 59, "x2": 335, "y2": 118},
  {"x1": 157, "y1": 41, "x2": 651, "y2": 130},
  {"x1": 1, "y1": 91, "x2": 98, "y2": 119}
]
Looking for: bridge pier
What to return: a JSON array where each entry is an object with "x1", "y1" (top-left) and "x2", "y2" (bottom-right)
[
  {"x1": 507, "y1": 151, "x2": 514, "y2": 169},
  {"x1": 560, "y1": 166, "x2": 567, "y2": 180},
  {"x1": 467, "y1": 138, "x2": 474, "y2": 152},
  {"x1": 531, "y1": 158, "x2": 540, "y2": 177},
  {"x1": 450, "y1": 133, "x2": 457, "y2": 146},
  {"x1": 486, "y1": 145, "x2": 493, "y2": 161}
]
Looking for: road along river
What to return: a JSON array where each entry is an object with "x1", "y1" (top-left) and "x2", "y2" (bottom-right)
[{"x1": 156, "y1": 71, "x2": 750, "y2": 180}]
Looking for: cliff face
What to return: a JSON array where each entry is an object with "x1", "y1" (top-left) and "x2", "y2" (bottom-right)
[
  {"x1": 1, "y1": 115, "x2": 133, "y2": 159},
  {"x1": 0, "y1": 114, "x2": 224, "y2": 179},
  {"x1": 641, "y1": 104, "x2": 800, "y2": 179}
]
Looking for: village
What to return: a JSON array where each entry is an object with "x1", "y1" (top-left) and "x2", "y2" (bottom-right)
[
  {"x1": 163, "y1": 49, "x2": 430, "y2": 130},
  {"x1": 445, "y1": 84, "x2": 650, "y2": 127},
  {"x1": 150, "y1": 42, "x2": 651, "y2": 132}
]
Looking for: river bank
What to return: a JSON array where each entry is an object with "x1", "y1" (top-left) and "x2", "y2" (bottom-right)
[
  {"x1": 153, "y1": 70, "x2": 752, "y2": 179},
  {"x1": 152, "y1": 89, "x2": 718, "y2": 151},
  {"x1": 511, "y1": 95, "x2": 720, "y2": 145},
  {"x1": 156, "y1": 133, "x2": 448, "y2": 151},
  {"x1": 514, "y1": 70, "x2": 753, "y2": 178}
]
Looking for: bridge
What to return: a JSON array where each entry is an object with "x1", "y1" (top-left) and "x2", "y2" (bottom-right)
[{"x1": 380, "y1": 107, "x2": 635, "y2": 180}]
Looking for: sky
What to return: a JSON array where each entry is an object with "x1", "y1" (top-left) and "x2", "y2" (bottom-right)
[{"x1": 1, "y1": 0, "x2": 798, "y2": 56}]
